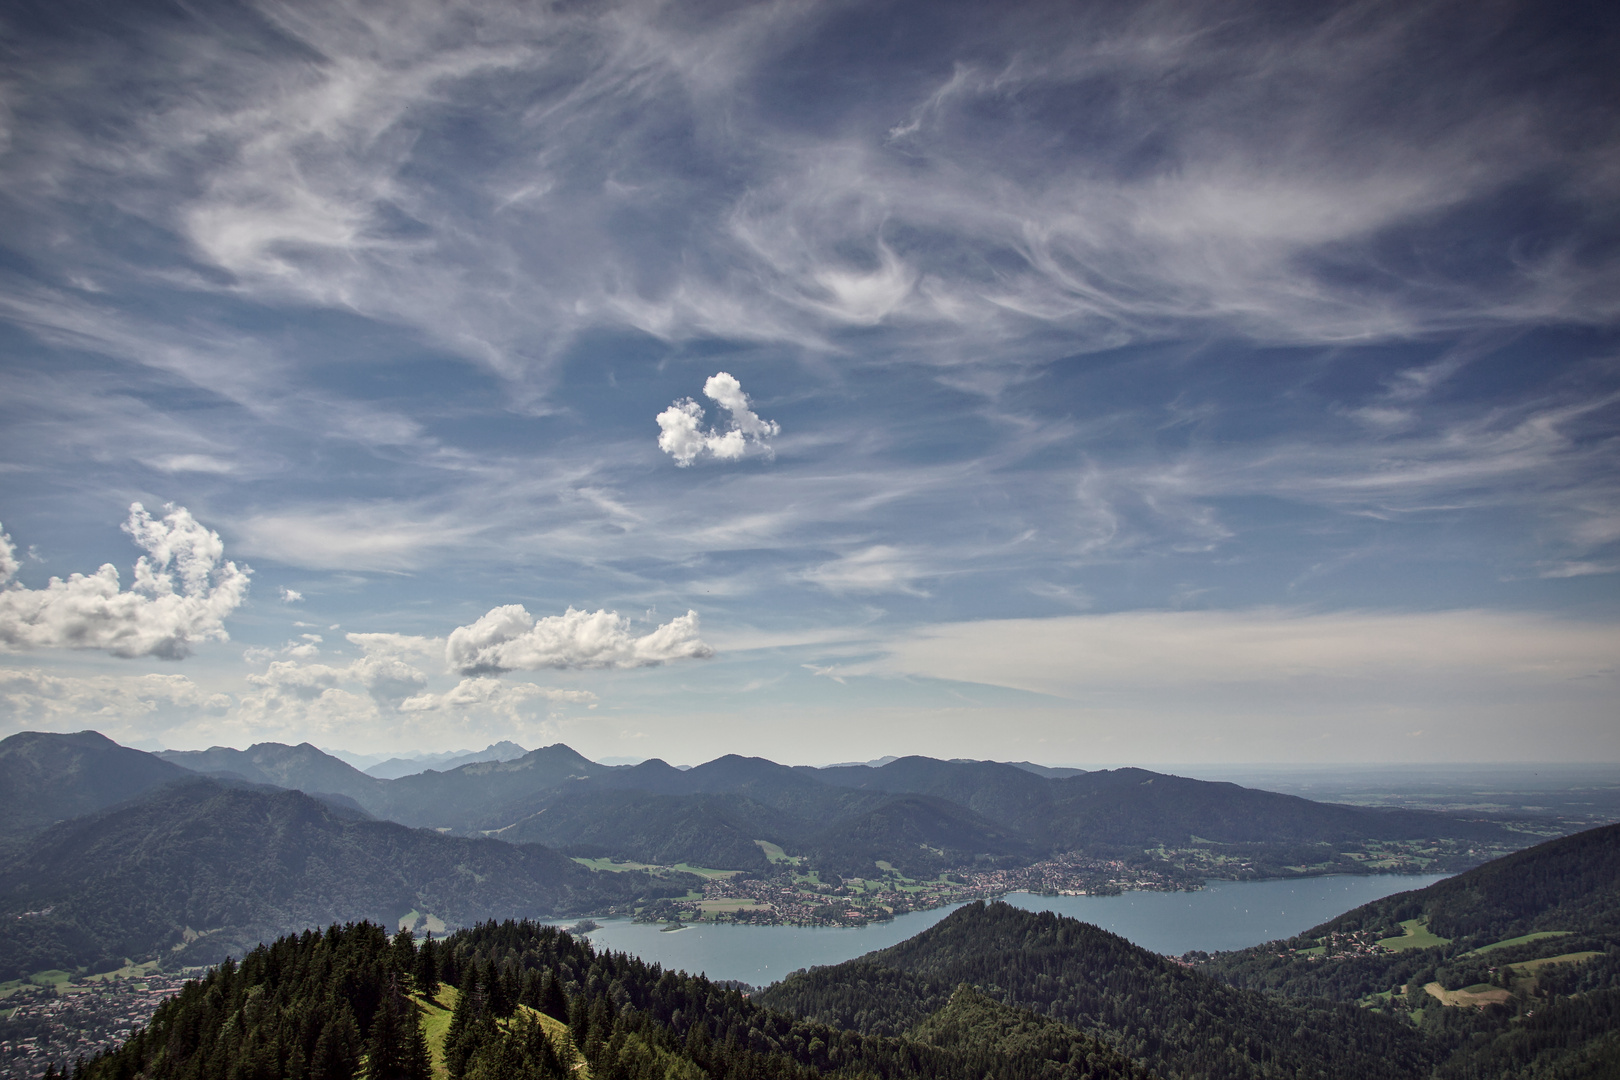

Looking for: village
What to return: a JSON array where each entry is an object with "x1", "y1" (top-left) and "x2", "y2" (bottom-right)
[
  {"x1": 0, "y1": 972, "x2": 189, "y2": 1079},
  {"x1": 636, "y1": 852, "x2": 1203, "y2": 927}
]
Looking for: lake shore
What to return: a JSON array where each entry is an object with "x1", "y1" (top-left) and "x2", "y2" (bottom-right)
[{"x1": 580, "y1": 872, "x2": 1452, "y2": 986}]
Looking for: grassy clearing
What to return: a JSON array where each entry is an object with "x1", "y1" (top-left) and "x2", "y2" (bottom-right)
[
  {"x1": 1423, "y1": 981, "x2": 1512, "y2": 1007},
  {"x1": 28, "y1": 970, "x2": 75, "y2": 989},
  {"x1": 1508, "y1": 951, "x2": 1602, "y2": 974},
  {"x1": 755, "y1": 840, "x2": 801, "y2": 865},
  {"x1": 573, "y1": 857, "x2": 739, "y2": 879},
  {"x1": 1470, "y1": 930, "x2": 1572, "y2": 956},
  {"x1": 697, "y1": 898, "x2": 769, "y2": 914},
  {"x1": 1379, "y1": 918, "x2": 1451, "y2": 952},
  {"x1": 573, "y1": 856, "x2": 657, "y2": 872},
  {"x1": 399, "y1": 910, "x2": 449, "y2": 935},
  {"x1": 419, "y1": 985, "x2": 458, "y2": 1080},
  {"x1": 669, "y1": 863, "x2": 740, "y2": 880},
  {"x1": 420, "y1": 987, "x2": 591, "y2": 1080}
]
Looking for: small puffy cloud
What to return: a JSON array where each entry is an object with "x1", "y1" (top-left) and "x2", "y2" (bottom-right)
[
  {"x1": 399, "y1": 677, "x2": 596, "y2": 715},
  {"x1": 656, "y1": 372, "x2": 779, "y2": 466},
  {"x1": 0, "y1": 504, "x2": 250, "y2": 659},
  {"x1": 446, "y1": 605, "x2": 713, "y2": 675},
  {"x1": 280, "y1": 586, "x2": 303, "y2": 603},
  {"x1": 242, "y1": 633, "x2": 323, "y2": 664}
]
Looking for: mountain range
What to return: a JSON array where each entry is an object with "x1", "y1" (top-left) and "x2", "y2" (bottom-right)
[
  {"x1": 7, "y1": 732, "x2": 1519, "y2": 879},
  {"x1": 4, "y1": 727, "x2": 1617, "y2": 1078},
  {"x1": 356, "y1": 740, "x2": 531, "y2": 780}
]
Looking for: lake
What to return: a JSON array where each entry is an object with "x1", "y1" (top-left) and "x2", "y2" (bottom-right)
[{"x1": 581, "y1": 873, "x2": 1447, "y2": 986}]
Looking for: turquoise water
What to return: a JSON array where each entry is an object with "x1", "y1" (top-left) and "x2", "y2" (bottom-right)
[{"x1": 581, "y1": 873, "x2": 1447, "y2": 986}]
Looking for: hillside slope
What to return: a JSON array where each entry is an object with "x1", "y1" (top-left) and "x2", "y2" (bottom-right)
[
  {"x1": 1203, "y1": 824, "x2": 1620, "y2": 1080},
  {"x1": 0, "y1": 778, "x2": 689, "y2": 977},
  {"x1": 0, "y1": 730, "x2": 189, "y2": 842},
  {"x1": 758, "y1": 900, "x2": 1434, "y2": 1080},
  {"x1": 77, "y1": 918, "x2": 1152, "y2": 1080}
]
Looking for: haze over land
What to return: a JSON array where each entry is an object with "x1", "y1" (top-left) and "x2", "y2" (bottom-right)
[{"x1": 0, "y1": 0, "x2": 1616, "y2": 766}]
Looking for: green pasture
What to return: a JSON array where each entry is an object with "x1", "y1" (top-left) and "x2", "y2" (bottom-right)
[
  {"x1": 1508, "y1": 951, "x2": 1601, "y2": 974},
  {"x1": 1469, "y1": 930, "x2": 1572, "y2": 956},
  {"x1": 1378, "y1": 918, "x2": 1451, "y2": 951}
]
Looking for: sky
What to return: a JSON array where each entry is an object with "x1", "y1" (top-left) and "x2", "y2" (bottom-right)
[{"x1": 0, "y1": 0, "x2": 1616, "y2": 766}]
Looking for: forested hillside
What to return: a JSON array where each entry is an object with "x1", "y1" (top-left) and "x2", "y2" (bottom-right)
[
  {"x1": 1203, "y1": 823, "x2": 1620, "y2": 1079},
  {"x1": 1208, "y1": 823, "x2": 1620, "y2": 1000},
  {"x1": 73, "y1": 918, "x2": 1151, "y2": 1080},
  {"x1": 0, "y1": 778, "x2": 690, "y2": 978},
  {"x1": 758, "y1": 900, "x2": 1435, "y2": 1080},
  {"x1": 0, "y1": 730, "x2": 189, "y2": 843}
]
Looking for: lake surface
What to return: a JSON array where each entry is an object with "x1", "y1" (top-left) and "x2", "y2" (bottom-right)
[{"x1": 581, "y1": 873, "x2": 1447, "y2": 986}]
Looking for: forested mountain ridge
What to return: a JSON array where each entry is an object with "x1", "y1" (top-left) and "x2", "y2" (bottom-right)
[
  {"x1": 154, "y1": 741, "x2": 381, "y2": 800},
  {"x1": 0, "y1": 730, "x2": 189, "y2": 843},
  {"x1": 15, "y1": 731, "x2": 1522, "y2": 884},
  {"x1": 0, "y1": 777, "x2": 692, "y2": 978},
  {"x1": 758, "y1": 900, "x2": 1435, "y2": 1080},
  {"x1": 75, "y1": 918, "x2": 1153, "y2": 1080}
]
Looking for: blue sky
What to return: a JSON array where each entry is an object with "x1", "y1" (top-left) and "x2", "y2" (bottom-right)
[{"x1": 0, "y1": 0, "x2": 1616, "y2": 764}]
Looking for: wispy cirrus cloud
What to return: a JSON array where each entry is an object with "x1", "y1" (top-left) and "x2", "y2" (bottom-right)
[{"x1": 5, "y1": 0, "x2": 1613, "y2": 389}]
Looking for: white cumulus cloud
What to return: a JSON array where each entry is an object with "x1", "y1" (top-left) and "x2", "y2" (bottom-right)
[
  {"x1": 0, "y1": 504, "x2": 250, "y2": 659},
  {"x1": 0, "y1": 667, "x2": 231, "y2": 728},
  {"x1": 656, "y1": 372, "x2": 780, "y2": 466},
  {"x1": 446, "y1": 605, "x2": 713, "y2": 675}
]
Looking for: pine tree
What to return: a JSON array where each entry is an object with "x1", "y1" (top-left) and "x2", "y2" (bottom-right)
[
  {"x1": 414, "y1": 935, "x2": 440, "y2": 1000},
  {"x1": 362, "y1": 977, "x2": 430, "y2": 1080},
  {"x1": 539, "y1": 970, "x2": 569, "y2": 1022},
  {"x1": 390, "y1": 928, "x2": 417, "y2": 978},
  {"x1": 312, "y1": 1005, "x2": 362, "y2": 1080}
]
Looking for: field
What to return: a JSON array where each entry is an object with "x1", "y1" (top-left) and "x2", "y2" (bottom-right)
[
  {"x1": 755, "y1": 840, "x2": 800, "y2": 865},
  {"x1": 572, "y1": 856, "x2": 739, "y2": 880},
  {"x1": 1507, "y1": 951, "x2": 1602, "y2": 975},
  {"x1": 1423, "y1": 981, "x2": 1512, "y2": 1007},
  {"x1": 1469, "y1": 930, "x2": 1571, "y2": 955},
  {"x1": 1378, "y1": 918, "x2": 1452, "y2": 951}
]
